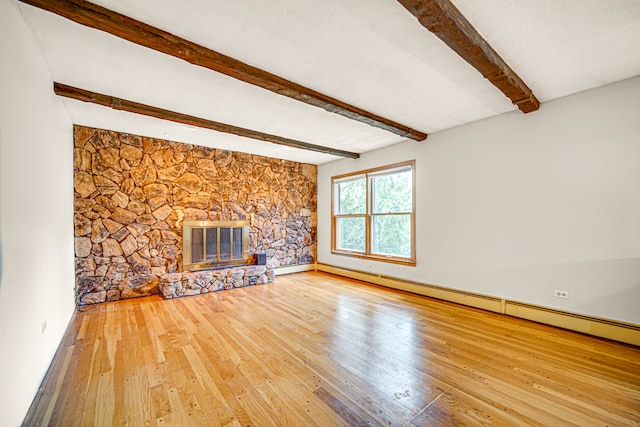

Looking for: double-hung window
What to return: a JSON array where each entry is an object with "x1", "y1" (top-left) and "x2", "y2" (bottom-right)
[{"x1": 331, "y1": 161, "x2": 415, "y2": 265}]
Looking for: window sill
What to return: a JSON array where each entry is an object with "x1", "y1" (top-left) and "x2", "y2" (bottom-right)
[{"x1": 330, "y1": 250, "x2": 416, "y2": 266}]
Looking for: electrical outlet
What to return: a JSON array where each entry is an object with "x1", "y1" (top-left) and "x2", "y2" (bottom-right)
[
  {"x1": 554, "y1": 289, "x2": 569, "y2": 299},
  {"x1": 41, "y1": 320, "x2": 47, "y2": 334}
]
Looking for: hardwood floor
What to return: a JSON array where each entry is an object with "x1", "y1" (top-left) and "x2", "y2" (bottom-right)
[{"x1": 23, "y1": 272, "x2": 640, "y2": 426}]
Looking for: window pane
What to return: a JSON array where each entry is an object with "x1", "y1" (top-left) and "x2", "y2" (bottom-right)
[
  {"x1": 372, "y1": 214, "x2": 411, "y2": 257},
  {"x1": 337, "y1": 217, "x2": 365, "y2": 252},
  {"x1": 373, "y1": 169, "x2": 412, "y2": 213},
  {"x1": 337, "y1": 178, "x2": 366, "y2": 214}
]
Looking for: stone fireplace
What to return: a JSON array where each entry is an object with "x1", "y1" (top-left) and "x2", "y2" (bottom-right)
[{"x1": 73, "y1": 126, "x2": 317, "y2": 305}]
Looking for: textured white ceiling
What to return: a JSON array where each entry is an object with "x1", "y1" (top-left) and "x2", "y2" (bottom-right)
[
  {"x1": 453, "y1": 0, "x2": 640, "y2": 101},
  {"x1": 16, "y1": 0, "x2": 640, "y2": 164}
]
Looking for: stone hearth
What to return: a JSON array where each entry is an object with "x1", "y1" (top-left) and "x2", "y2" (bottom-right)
[{"x1": 160, "y1": 265, "x2": 274, "y2": 299}]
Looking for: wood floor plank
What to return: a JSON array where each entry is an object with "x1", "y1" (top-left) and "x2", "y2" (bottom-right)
[
  {"x1": 119, "y1": 303, "x2": 155, "y2": 426},
  {"x1": 181, "y1": 344, "x2": 233, "y2": 426},
  {"x1": 21, "y1": 344, "x2": 74, "y2": 426},
  {"x1": 22, "y1": 271, "x2": 640, "y2": 426}
]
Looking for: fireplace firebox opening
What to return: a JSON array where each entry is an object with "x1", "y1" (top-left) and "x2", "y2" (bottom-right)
[{"x1": 183, "y1": 221, "x2": 250, "y2": 271}]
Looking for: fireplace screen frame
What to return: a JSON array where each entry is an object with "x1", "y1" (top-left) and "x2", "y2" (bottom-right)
[{"x1": 182, "y1": 220, "x2": 250, "y2": 271}]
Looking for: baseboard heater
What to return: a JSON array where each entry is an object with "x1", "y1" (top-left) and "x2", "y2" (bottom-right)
[
  {"x1": 504, "y1": 300, "x2": 640, "y2": 346},
  {"x1": 315, "y1": 263, "x2": 640, "y2": 347}
]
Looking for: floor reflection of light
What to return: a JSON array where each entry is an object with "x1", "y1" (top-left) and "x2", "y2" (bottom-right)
[{"x1": 331, "y1": 291, "x2": 428, "y2": 408}]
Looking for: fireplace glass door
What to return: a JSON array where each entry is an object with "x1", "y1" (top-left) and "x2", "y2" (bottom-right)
[{"x1": 183, "y1": 221, "x2": 250, "y2": 271}]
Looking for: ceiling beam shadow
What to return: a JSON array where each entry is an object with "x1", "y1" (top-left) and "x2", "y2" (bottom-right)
[
  {"x1": 54, "y1": 83, "x2": 360, "y2": 159},
  {"x1": 397, "y1": 0, "x2": 540, "y2": 113},
  {"x1": 21, "y1": 0, "x2": 428, "y2": 141}
]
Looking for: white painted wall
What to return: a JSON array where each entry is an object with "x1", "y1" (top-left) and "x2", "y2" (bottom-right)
[
  {"x1": 318, "y1": 76, "x2": 640, "y2": 325},
  {"x1": 0, "y1": 1, "x2": 76, "y2": 425}
]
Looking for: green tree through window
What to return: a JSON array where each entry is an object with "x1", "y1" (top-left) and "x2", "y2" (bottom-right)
[
  {"x1": 335, "y1": 175, "x2": 366, "y2": 251},
  {"x1": 332, "y1": 161, "x2": 415, "y2": 265}
]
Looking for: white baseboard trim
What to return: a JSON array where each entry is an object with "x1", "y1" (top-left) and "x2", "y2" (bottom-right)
[
  {"x1": 273, "y1": 263, "x2": 315, "y2": 276},
  {"x1": 315, "y1": 263, "x2": 640, "y2": 347}
]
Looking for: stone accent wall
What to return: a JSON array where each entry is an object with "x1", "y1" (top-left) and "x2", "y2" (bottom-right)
[{"x1": 73, "y1": 126, "x2": 317, "y2": 304}]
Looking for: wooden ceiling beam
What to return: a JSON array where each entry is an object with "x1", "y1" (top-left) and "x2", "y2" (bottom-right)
[
  {"x1": 21, "y1": 0, "x2": 428, "y2": 141},
  {"x1": 397, "y1": 0, "x2": 540, "y2": 113},
  {"x1": 54, "y1": 83, "x2": 360, "y2": 159}
]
